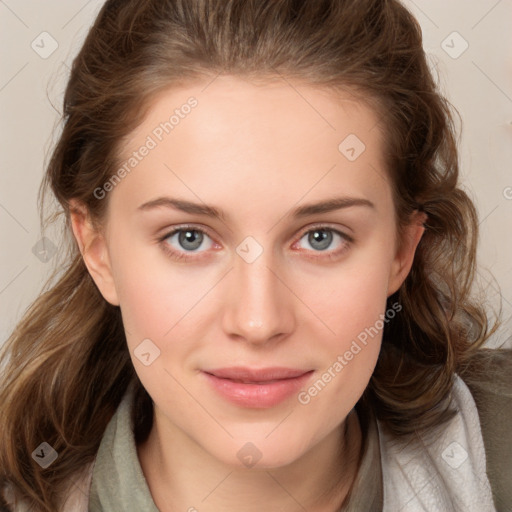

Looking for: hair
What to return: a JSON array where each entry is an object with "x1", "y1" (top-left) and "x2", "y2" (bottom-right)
[{"x1": 0, "y1": 0, "x2": 498, "y2": 510}]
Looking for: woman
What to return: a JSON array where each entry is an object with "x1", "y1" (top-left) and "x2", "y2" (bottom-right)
[{"x1": 1, "y1": 0, "x2": 510, "y2": 510}]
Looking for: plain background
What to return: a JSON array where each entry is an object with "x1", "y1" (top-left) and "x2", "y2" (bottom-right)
[{"x1": 1, "y1": 0, "x2": 511, "y2": 348}]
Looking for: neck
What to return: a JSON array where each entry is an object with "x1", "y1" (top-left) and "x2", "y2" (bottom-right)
[{"x1": 137, "y1": 409, "x2": 362, "y2": 512}]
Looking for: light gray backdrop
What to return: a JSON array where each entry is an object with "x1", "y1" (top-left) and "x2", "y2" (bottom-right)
[{"x1": 1, "y1": 0, "x2": 511, "y2": 347}]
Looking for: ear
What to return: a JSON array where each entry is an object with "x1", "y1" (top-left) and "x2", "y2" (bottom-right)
[
  {"x1": 69, "y1": 200, "x2": 120, "y2": 306},
  {"x1": 387, "y1": 210, "x2": 427, "y2": 297}
]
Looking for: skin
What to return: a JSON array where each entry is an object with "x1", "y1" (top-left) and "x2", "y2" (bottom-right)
[{"x1": 71, "y1": 75, "x2": 425, "y2": 511}]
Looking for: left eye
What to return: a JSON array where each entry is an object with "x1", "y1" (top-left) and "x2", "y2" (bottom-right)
[
  {"x1": 296, "y1": 228, "x2": 347, "y2": 252},
  {"x1": 164, "y1": 228, "x2": 214, "y2": 252}
]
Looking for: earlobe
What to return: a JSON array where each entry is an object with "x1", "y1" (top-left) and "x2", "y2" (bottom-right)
[
  {"x1": 69, "y1": 201, "x2": 120, "y2": 306},
  {"x1": 387, "y1": 211, "x2": 427, "y2": 297}
]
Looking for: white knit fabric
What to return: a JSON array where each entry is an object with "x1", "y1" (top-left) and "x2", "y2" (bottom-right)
[{"x1": 378, "y1": 375, "x2": 496, "y2": 511}]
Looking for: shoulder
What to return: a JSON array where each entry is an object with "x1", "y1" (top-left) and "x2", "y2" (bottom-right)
[
  {"x1": 1, "y1": 462, "x2": 94, "y2": 512},
  {"x1": 60, "y1": 461, "x2": 95, "y2": 512},
  {"x1": 459, "y1": 347, "x2": 512, "y2": 511}
]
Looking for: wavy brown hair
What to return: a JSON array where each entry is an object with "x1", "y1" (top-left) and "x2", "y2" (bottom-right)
[{"x1": 0, "y1": 0, "x2": 496, "y2": 510}]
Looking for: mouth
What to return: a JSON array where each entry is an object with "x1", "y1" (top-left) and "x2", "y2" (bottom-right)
[{"x1": 201, "y1": 367, "x2": 314, "y2": 408}]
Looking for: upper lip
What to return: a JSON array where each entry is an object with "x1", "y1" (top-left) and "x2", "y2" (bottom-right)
[{"x1": 204, "y1": 367, "x2": 312, "y2": 382}]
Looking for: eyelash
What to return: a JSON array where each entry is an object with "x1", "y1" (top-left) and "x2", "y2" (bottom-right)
[{"x1": 158, "y1": 224, "x2": 354, "y2": 262}]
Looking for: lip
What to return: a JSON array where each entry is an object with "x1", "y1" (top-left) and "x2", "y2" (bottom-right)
[{"x1": 202, "y1": 367, "x2": 314, "y2": 408}]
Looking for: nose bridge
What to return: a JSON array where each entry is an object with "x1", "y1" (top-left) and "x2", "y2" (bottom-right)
[{"x1": 222, "y1": 244, "x2": 295, "y2": 343}]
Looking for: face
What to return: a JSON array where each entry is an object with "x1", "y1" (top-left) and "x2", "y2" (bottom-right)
[{"x1": 74, "y1": 75, "x2": 422, "y2": 469}]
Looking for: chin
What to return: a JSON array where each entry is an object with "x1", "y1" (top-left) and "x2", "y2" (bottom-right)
[{"x1": 208, "y1": 436, "x2": 312, "y2": 471}]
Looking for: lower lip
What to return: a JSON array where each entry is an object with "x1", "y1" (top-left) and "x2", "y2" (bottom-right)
[{"x1": 202, "y1": 371, "x2": 314, "y2": 408}]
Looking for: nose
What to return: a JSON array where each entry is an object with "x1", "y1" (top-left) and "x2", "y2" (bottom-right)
[{"x1": 221, "y1": 248, "x2": 296, "y2": 346}]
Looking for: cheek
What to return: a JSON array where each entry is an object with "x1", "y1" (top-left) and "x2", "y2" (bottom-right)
[
  {"x1": 296, "y1": 243, "x2": 394, "y2": 347},
  {"x1": 293, "y1": 290, "x2": 389, "y2": 440},
  {"x1": 111, "y1": 250, "x2": 218, "y2": 399},
  {"x1": 108, "y1": 230, "x2": 215, "y2": 337},
  {"x1": 114, "y1": 265, "x2": 176, "y2": 340},
  {"x1": 291, "y1": 243, "x2": 394, "y2": 408}
]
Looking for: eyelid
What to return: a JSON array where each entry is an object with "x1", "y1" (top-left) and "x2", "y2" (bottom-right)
[
  {"x1": 158, "y1": 223, "x2": 217, "y2": 244},
  {"x1": 294, "y1": 222, "x2": 354, "y2": 242}
]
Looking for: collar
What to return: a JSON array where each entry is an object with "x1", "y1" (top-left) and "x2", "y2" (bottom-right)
[
  {"x1": 88, "y1": 381, "x2": 383, "y2": 511},
  {"x1": 88, "y1": 381, "x2": 159, "y2": 511}
]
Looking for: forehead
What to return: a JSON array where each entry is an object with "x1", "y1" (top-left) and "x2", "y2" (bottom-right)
[
  {"x1": 110, "y1": 75, "x2": 390, "y2": 219},
  {"x1": 122, "y1": 75, "x2": 384, "y2": 153}
]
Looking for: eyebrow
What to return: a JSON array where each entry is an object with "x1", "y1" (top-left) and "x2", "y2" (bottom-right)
[{"x1": 137, "y1": 196, "x2": 375, "y2": 220}]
